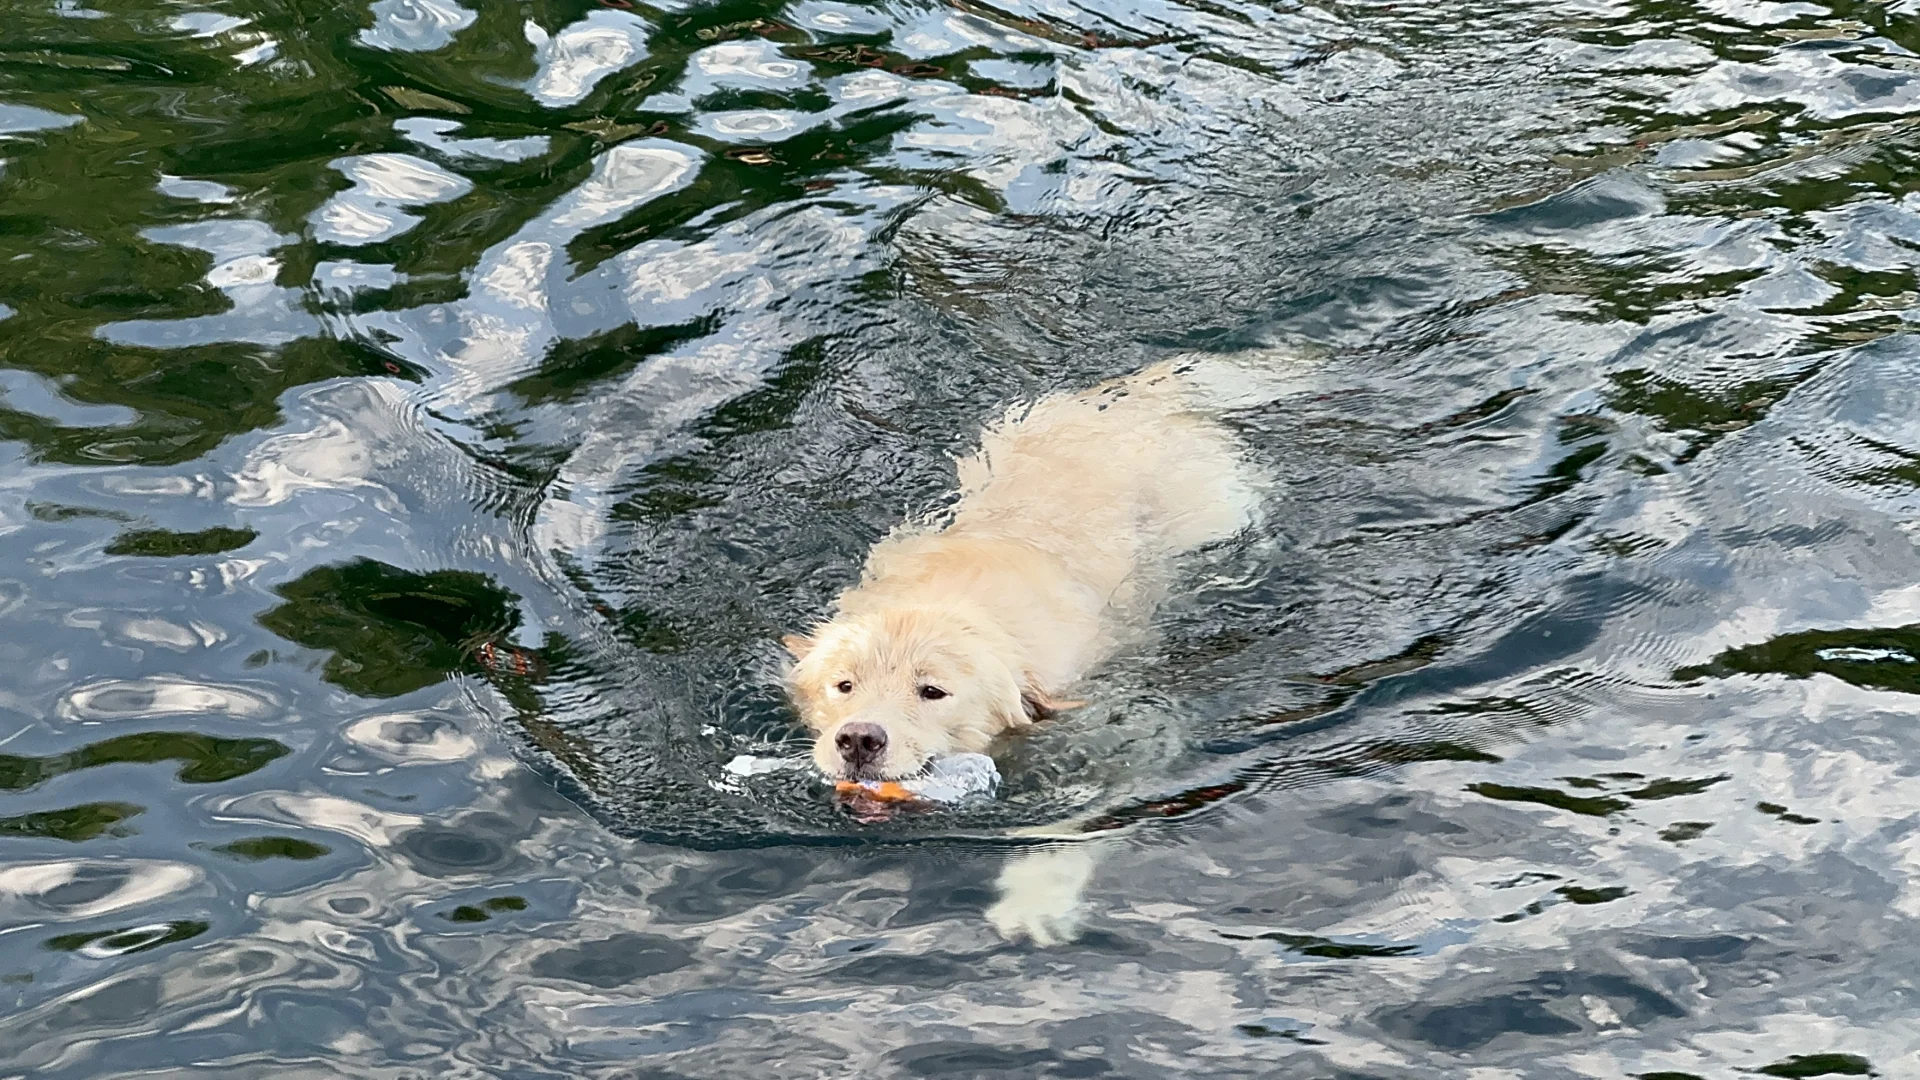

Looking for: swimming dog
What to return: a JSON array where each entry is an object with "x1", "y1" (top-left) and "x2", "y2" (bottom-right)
[{"x1": 784, "y1": 352, "x2": 1297, "y2": 941}]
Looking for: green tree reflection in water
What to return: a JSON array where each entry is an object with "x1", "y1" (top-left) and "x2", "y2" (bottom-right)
[
  {"x1": 1677, "y1": 625, "x2": 1920, "y2": 696},
  {"x1": 256, "y1": 558, "x2": 598, "y2": 781}
]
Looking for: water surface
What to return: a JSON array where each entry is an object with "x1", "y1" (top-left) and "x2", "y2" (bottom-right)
[{"x1": 3, "y1": 0, "x2": 1920, "y2": 1074}]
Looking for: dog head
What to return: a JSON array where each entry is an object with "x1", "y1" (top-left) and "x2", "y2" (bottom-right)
[{"x1": 784, "y1": 607, "x2": 1070, "y2": 780}]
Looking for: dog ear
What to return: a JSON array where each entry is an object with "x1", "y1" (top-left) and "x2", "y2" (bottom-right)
[
  {"x1": 1021, "y1": 684, "x2": 1086, "y2": 721},
  {"x1": 781, "y1": 633, "x2": 815, "y2": 662}
]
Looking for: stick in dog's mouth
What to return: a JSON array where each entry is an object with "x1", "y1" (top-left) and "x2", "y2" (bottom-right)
[{"x1": 832, "y1": 752, "x2": 1001, "y2": 813}]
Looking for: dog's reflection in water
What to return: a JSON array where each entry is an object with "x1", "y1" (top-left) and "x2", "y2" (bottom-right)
[
  {"x1": 987, "y1": 842, "x2": 1102, "y2": 946},
  {"x1": 787, "y1": 351, "x2": 1307, "y2": 943}
]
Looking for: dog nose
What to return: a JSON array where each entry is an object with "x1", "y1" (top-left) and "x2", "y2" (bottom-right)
[{"x1": 835, "y1": 721, "x2": 887, "y2": 769}]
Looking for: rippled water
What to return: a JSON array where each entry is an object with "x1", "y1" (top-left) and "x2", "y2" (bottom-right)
[{"x1": 4, "y1": 0, "x2": 1920, "y2": 1073}]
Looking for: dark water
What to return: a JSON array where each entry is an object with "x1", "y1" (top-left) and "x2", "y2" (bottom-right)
[{"x1": 3, "y1": 0, "x2": 1919, "y2": 1073}]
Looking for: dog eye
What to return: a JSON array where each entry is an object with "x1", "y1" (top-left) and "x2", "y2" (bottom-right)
[
  {"x1": 918, "y1": 685, "x2": 948, "y2": 701},
  {"x1": 835, "y1": 680, "x2": 853, "y2": 694}
]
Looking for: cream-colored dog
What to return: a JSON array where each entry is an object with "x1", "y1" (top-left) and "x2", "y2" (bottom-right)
[
  {"x1": 784, "y1": 353, "x2": 1290, "y2": 941},
  {"x1": 785, "y1": 359, "x2": 1265, "y2": 776}
]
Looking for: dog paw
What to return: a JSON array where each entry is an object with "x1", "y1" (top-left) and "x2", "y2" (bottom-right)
[{"x1": 987, "y1": 845, "x2": 1095, "y2": 947}]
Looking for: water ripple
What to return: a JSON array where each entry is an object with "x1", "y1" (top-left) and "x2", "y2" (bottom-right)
[{"x1": 2, "y1": 0, "x2": 1920, "y2": 1072}]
